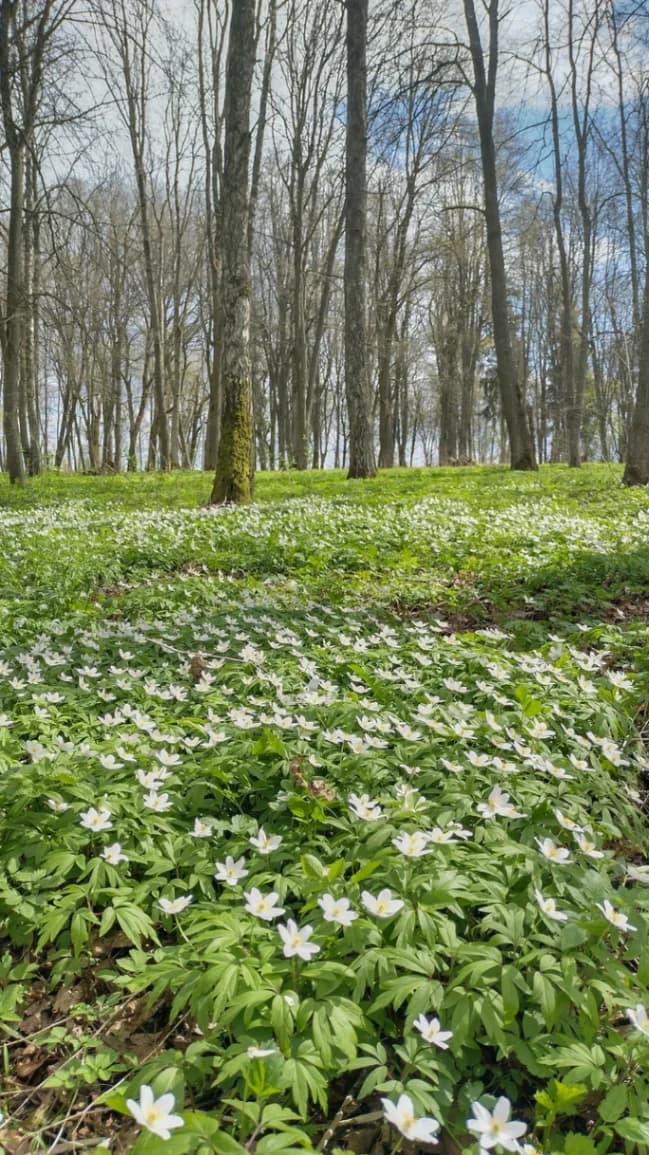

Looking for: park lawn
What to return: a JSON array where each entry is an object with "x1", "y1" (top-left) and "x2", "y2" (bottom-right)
[{"x1": 0, "y1": 464, "x2": 648, "y2": 1154}]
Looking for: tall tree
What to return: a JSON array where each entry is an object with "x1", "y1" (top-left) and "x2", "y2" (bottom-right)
[
  {"x1": 462, "y1": 0, "x2": 536, "y2": 470},
  {"x1": 0, "y1": 0, "x2": 72, "y2": 483},
  {"x1": 197, "y1": 0, "x2": 228, "y2": 470},
  {"x1": 271, "y1": 0, "x2": 344, "y2": 469},
  {"x1": 210, "y1": 0, "x2": 256, "y2": 502},
  {"x1": 622, "y1": 70, "x2": 649, "y2": 485},
  {"x1": 344, "y1": 0, "x2": 376, "y2": 479},
  {"x1": 95, "y1": 0, "x2": 172, "y2": 469}
]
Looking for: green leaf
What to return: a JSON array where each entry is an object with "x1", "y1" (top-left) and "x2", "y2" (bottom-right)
[
  {"x1": 614, "y1": 1117, "x2": 649, "y2": 1144},
  {"x1": 560, "y1": 922, "x2": 589, "y2": 950},
  {"x1": 182, "y1": 1111, "x2": 220, "y2": 1139},
  {"x1": 99, "y1": 1091, "x2": 129, "y2": 1115},
  {"x1": 99, "y1": 905, "x2": 116, "y2": 936},
  {"x1": 256, "y1": 1133, "x2": 313, "y2": 1153},
  {"x1": 349, "y1": 858, "x2": 383, "y2": 884},
  {"x1": 549, "y1": 1081, "x2": 587, "y2": 1112},
  {"x1": 207, "y1": 1135, "x2": 249, "y2": 1155},
  {"x1": 300, "y1": 853, "x2": 326, "y2": 879},
  {"x1": 563, "y1": 1134, "x2": 598, "y2": 1155},
  {"x1": 70, "y1": 910, "x2": 89, "y2": 956},
  {"x1": 598, "y1": 1084, "x2": 628, "y2": 1123},
  {"x1": 533, "y1": 972, "x2": 556, "y2": 1025},
  {"x1": 358, "y1": 1064, "x2": 389, "y2": 1100},
  {"x1": 272, "y1": 994, "x2": 295, "y2": 1053},
  {"x1": 500, "y1": 965, "x2": 521, "y2": 1019},
  {"x1": 114, "y1": 904, "x2": 158, "y2": 948},
  {"x1": 329, "y1": 1004, "x2": 358, "y2": 1061},
  {"x1": 252, "y1": 728, "x2": 287, "y2": 757},
  {"x1": 326, "y1": 859, "x2": 346, "y2": 882},
  {"x1": 131, "y1": 1131, "x2": 192, "y2": 1155}
]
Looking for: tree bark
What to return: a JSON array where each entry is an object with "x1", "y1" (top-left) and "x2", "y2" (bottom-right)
[
  {"x1": 542, "y1": 0, "x2": 577, "y2": 465},
  {"x1": 3, "y1": 148, "x2": 27, "y2": 484},
  {"x1": 623, "y1": 276, "x2": 649, "y2": 485},
  {"x1": 210, "y1": 0, "x2": 256, "y2": 503},
  {"x1": 0, "y1": 0, "x2": 27, "y2": 484},
  {"x1": 463, "y1": 0, "x2": 536, "y2": 471},
  {"x1": 344, "y1": 0, "x2": 376, "y2": 479}
]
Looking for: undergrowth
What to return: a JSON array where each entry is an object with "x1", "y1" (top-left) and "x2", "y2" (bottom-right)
[{"x1": 0, "y1": 464, "x2": 648, "y2": 1154}]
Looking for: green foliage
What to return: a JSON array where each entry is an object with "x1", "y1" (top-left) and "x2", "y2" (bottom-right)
[{"x1": 0, "y1": 464, "x2": 648, "y2": 1151}]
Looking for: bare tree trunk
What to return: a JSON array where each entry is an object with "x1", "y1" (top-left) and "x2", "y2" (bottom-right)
[
  {"x1": 623, "y1": 277, "x2": 649, "y2": 485},
  {"x1": 623, "y1": 77, "x2": 649, "y2": 482},
  {"x1": 344, "y1": 0, "x2": 376, "y2": 479},
  {"x1": 438, "y1": 336, "x2": 459, "y2": 465},
  {"x1": 463, "y1": 0, "x2": 536, "y2": 471},
  {"x1": 248, "y1": 0, "x2": 276, "y2": 256},
  {"x1": 0, "y1": 0, "x2": 29, "y2": 484},
  {"x1": 96, "y1": 0, "x2": 170, "y2": 470},
  {"x1": 3, "y1": 148, "x2": 27, "y2": 484},
  {"x1": 131, "y1": 148, "x2": 169, "y2": 472},
  {"x1": 568, "y1": 0, "x2": 599, "y2": 469},
  {"x1": 210, "y1": 0, "x2": 256, "y2": 503},
  {"x1": 292, "y1": 204, "x2": 308, "y2": 468},
  {"x1": 198, "y1": 0, "x2": 226, "y2": 470},
  {"x1": 21, "y1": 150, "x2": 41, "y2": 474},
  {"x1": 542, "y1": 0, "x2": 576, "y2": 465},
  {"x1": 377, "y1": 317, "x2": 395, "y2": 469}
]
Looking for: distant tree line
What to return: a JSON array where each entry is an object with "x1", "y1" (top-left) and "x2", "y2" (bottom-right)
[{"x1": 1, "y1": 0, "x2": 649, "y2": 492}]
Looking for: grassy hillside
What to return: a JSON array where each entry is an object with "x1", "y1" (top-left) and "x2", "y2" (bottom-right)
[{"x1": 0, "y1": 465, "x2": 648, "y2": 1154}]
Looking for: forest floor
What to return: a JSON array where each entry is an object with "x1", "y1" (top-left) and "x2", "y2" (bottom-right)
[{"x1": 0, "y1": 464, "x2": 649, "y2": 1155}]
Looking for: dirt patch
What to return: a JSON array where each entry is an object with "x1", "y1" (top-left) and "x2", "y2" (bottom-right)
[
  {"x1": 600, "y1": 596, "x2": 649, "y2": 623},
  {"x1": 392, "y1": 591, "x2": 649, "y2": 633}
]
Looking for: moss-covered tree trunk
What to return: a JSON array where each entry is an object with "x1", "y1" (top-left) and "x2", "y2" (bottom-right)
[{"x1": 210, "y1": 0, "x2": 256, "y2": 504}]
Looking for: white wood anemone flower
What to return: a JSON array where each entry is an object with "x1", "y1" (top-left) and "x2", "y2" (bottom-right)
[
  {"x1": 158, "y1": 895, "x2": 193, "y2": 915},
  {"x1": 249, "y1": 827, "x2": 283, "y2": 853},
  {"x1": 466, "y1": 1096, "x2": 527, "y2": 1151},
  {"x1": 534, "y1": 889, "x2": 568, "y2": 922},
  {"x1": 126, "y1": 1084, "x2": 184, "y2": 1140},
  {"x1": 361, "y1": 888, "x2": 404, "y2": 918},
  {"x1": 381, "y1": 1093, "x2": 440, "y2": 1144},
  {"x1": 317, "y1": 894, "x2": 358, "y2": 926},
  {"x1": 80, "y1": 806, "x2": 112, "y2": 831},
  {"x1": 244, "y1": 887, "x2": 285, "y2": 921},
  {"x1": 597, "y1": 900, "x2": 636, "y2": 933},
  {"x1": 214, "y1": 855, "x2": 249, "y2": 884},
  {"x1": 277, "y1": 919, "x2": 320, "y2": 960},
  {"x1": 627, "y1": 1003, "x2": 649, "y2": 1036},
  {"x1": 413, "y1": 1014, "x2": 453, "y2": 1049},
  {"x1": 535, "y1": 837, "x2": 571, "y2": 864}
]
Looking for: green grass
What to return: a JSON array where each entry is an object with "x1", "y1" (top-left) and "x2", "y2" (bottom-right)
[
  {"x1": 1, "y1": 464, "x2": 648, "y2": 629},
  {"x1": 0, "y1": 464, "x2": 648, "y2": 1154},
  {"x1": 0, "y1": 460, "x2": 630, "y2": 509}
]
